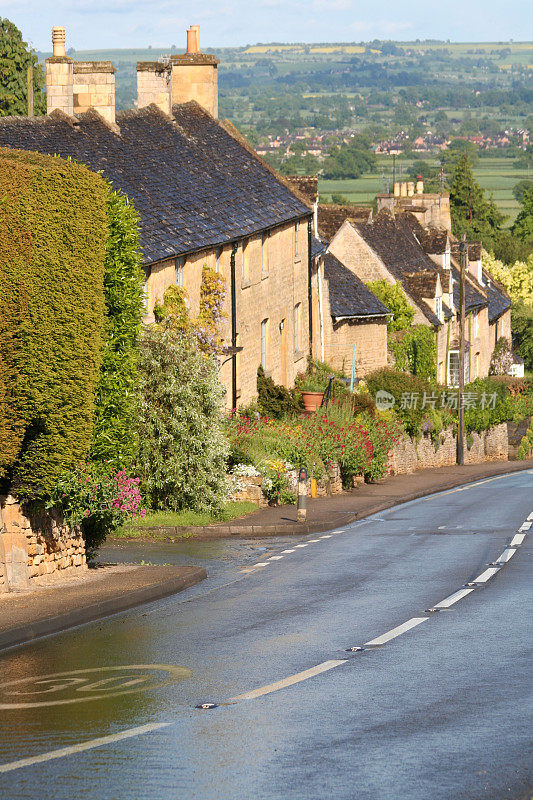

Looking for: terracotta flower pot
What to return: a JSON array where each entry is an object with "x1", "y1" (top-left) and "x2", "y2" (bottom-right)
[{"x1": 301, "y1": 391, "x2": 324, "y2": 412}]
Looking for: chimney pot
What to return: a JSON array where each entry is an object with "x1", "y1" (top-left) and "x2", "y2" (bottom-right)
[
  {"x1": 52, "y1": 26, "x2": 66, "y2": 57},
  {"x1": 187, "y1": 25, "x2": 200, "y2": 53}
]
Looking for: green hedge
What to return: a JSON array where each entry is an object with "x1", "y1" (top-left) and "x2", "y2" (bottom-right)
[
  {"x1": 90, "y1": 189, "x2": 144, "y2": 468},
  {"x1": 0, "y1": 147, "x2": 108, "y2": 498}
]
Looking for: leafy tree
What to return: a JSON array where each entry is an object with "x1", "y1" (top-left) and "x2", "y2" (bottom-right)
[
  {"x1": 512, "y1": 187, "x2": 533, "y2": 244},
  {"x1": 511, "y1": 303, "x2": 533, "y2": 372},
  {"x1": 388, "y1": 325, "x2": 437, "y2": 382},
  {"x1": 322, "y1": 135, "x2": 376, "y2": 180},
  {"x1": 512, "y1": 180, "x2": 533, "y2": 204},
  {"x1": 90, "y1": 190, "x2": 145, "y2": 469},
  {"x1": 366, "y1": 280, "x2": 414, "y2": 332},
  {"x1": 483, "y1": 250, "x2": 533, "y2": 307},
  {"x1": 0, "y1": 18, "x2": 45, "y2": 116},
  {"x1": 441, "y1": 139, "x2": 479, "y2": 168},
  {"x1": 135, "y1": 325, "x2": 229, "y2": 512},
  {"x1": 449, "y1": 153, "x2": 504, "y2": 248}
]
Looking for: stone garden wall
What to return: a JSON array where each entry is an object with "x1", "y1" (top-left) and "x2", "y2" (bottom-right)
[
  {"x1": 389, "y1": 423, "x2": 508, "y2": 476},
  {"x1": 0, "y1": 495, "x2": 86, "y2": 592}
]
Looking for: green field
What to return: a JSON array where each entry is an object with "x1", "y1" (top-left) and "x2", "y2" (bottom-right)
[{"x1": 320, "y1": 157, "x2": 531, "y2": 224}]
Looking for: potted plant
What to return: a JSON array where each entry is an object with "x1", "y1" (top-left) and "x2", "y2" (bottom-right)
[{"x1": 298, "y1": 373, "x2": 326, "y2": 412}]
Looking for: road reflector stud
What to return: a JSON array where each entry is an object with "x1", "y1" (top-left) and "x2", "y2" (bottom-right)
[
  {"x1": 426, "y1": 608, "x2": 440, "y2": 613},
  {"x1": 345, "y1": 646, "x2": 365, "y2": 653},
  {"x1": 195, "y1": 703, "x2": 218, "y2": 710}
]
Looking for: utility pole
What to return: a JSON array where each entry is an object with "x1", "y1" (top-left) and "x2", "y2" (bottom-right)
[
  {"x1": 457, "y1": 236, "x2": 467, "y2": 466},
  {"x1": 27, "y1": 65, "x2": 33, "y2": 117}
]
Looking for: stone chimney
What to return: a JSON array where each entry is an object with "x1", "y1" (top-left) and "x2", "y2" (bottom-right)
[
  {"x1": 46, "y1": 26, "x2": 73, "y2": 116},
  {"x1": 136, "y1": 61, "x2": 172, "y2": 115},
  {"x1": 169, "y1": 25, "x2": 219, "y2": 118},
  {"x1": 407, "y1": 181, "x2": 415, "y2": 197},
  {"x1": 73, "y1": 61, "x2": 116, "y2": 124},
  {"x1": 416, "y1": 176, "x2": 424, "y2": 194}
]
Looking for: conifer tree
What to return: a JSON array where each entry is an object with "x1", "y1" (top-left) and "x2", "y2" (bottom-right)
[
  {"x1": 0, "y1": 18, "x2": 45, "y2": 116},
  {"x1": 449, "y1": 153, "x2": 503, "y2": 248}
]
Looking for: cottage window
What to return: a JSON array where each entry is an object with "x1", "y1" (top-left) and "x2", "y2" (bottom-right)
[
  {"x1": 261, "y1": 319, "x2": 269, "y2": 369},
  {"x1": 175, "y1": 256, "x2": 185, "y2": 287},
  {"x1": 261, "y1": 232, "x2": 269, "y2": 277},
  {"x1": 294, "y1": 221, "x2": 299, "y2": 257},
  {"x1": 215, "y1": 247, "x2": 222, "y2": 272},
  {"x1": 293, "y1": 303, "x2": 301, "y2": 352},
  {"x1": 435, "y1": 295, "x2": 443, "y2": 322},
  {"x1": 448, "y1": 351, "x2": 469, "y2": 386},
  {"x1": 242, "y1": 239, "x2": 249, "y2": 281}
]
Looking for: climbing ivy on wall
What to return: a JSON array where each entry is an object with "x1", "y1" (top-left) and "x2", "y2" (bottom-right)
[
  {"x1": 388, "y1": 324, "x2": 437, "y2": 382},
  {"x1": 0, "y1": 147, "x2": 108, "y2": 498}
]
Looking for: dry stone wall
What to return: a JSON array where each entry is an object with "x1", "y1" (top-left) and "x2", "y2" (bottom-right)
[
  {"x1": 0, "y1": 495, "x2": 86, "y2": 592},
  {"x1": 389, "y1": 423, "x2": 508, "y2": 476}
]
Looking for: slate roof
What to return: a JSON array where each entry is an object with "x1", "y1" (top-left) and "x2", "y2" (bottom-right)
[
  {"x1": 285, "y1": 175, "x2": 318, "y2": 205},
  {"x1": 323, "y1": 253, "x2": 391, "y2": 320},
  {"x1": 450, "y1": 240, "x2": 483, "y2": 262},
  {"x1": 311, "y1": 235, "x2": 327, "y2": 260},
  {"x1": 451, "y1": 267, "x2": 489, "y2": 313},
  {"x1": 318, "y1": 203, "x2": 372, "y2": 243},
  {"x1": 482, "y1": 270, "x2": 512, "y2": 322},
  {"x1": 0, "y1": 103, "x2": 311, "y2": 265},
  {"x1": 352, "y1": 209, "x2": 448, "y2": 326}
]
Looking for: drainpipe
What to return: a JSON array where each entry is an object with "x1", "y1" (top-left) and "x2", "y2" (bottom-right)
[
  {"x1": 230, "y1": 241, "x2": 238, "y2": 411},
  {"x1": 307, "y1": 218, "x2": 313, "y2": 357}
]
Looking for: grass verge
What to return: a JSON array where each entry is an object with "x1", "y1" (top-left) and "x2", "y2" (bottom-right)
[{"x1": 114, "y1": 501, "x2": 259, "y2": 540}]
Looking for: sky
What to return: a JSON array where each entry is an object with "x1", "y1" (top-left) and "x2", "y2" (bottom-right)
[{"x1": 4, "y1": 0, "x2": 533, "y2": 52}]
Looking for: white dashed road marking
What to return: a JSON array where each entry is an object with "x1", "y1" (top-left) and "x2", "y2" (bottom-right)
[
  {"x1": 510, "y1": 533, "x2": 526, "y2": 547},
  {"x1": 0, "y1": 723, "x2": 171, "y2": 774},
  {"x1": 281, "y1": 549, "x2": 295, "y2": 554},
  {"x1": 295, "y1": 544, "x2": 309, "y2": 548},
  {"x1": 471, "y1": 567, "x2": 500, "y2": 584},
  {"x1": 364, "y1": 617, "x2": 428, "y2": 646},
  {"x1": 432, "y1": 587, "x2": 475, "y2": 609},
  {"x1": 230, "y1": 660, "x2": 347, "y2": 701},
  {"x1": 494, "y1": 548, "x2": 516, "y2": 564},
  {"x1": 268, "y1": 556, "x2": 284, "y2": 561},
  {"x1": 519, "y1": 521, "x2": 531, "y2": 531}
]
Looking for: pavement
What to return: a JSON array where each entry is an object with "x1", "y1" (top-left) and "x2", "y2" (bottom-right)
[
  {"x1": 0, "y1": 564, "x2": 206, "y2": 651},
  {"x1": 0, "y1": 469, "x2": 530, "y2": 799},
  {"x1": 136, "y1": 459, "x2": 532, "y2": 538}
]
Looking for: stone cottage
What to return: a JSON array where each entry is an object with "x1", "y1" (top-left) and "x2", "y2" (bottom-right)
[
  {"x1": 285, "y1": 179, "x2": 390, "y2": 377},
  {"x1": 0, "y1": 26, "x2": 315, "y2": 408}
]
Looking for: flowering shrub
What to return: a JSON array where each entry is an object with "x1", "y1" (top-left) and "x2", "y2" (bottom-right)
[
  {"x1": 489, "y1": 337, "x2": 514, "y2": 376},
  {"x1": 226, "y1": 398, "x2": 401, "y2": 496},
  {"x1": 229, "y1": 463, "x2": 261, "y2": 495},
  {"x1": 49, "y1": 464, "x2": 145, "y2": 558}
]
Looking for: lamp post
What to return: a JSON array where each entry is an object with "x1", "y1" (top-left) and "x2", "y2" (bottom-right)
[{"x1": 457, "y1": 236, "x2": 467, "y2": 466}]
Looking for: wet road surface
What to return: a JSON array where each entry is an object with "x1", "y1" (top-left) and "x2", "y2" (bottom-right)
[{"x1": 0, "y1": 471, "x2": 531, "y2": 799}]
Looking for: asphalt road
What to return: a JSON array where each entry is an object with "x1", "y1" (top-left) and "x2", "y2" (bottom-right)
[{"x1": 0, "y1": 471, "x2": 531, "y2": 800}]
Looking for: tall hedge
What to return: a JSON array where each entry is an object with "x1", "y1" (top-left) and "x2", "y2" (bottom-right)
[
  {"x1": 0, "y1": 147, "x2": 108, "y2": 498},
  {"x1": 90, "y1": 189, "x2": 144, "y2": 468}
]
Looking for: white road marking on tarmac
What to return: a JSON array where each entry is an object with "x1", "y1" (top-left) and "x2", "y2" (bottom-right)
[
  {"x1": 308, "y1": 539, "x2": 321, "y2": 542},
  {"x1": 494, "y1": 548, "x2": 516, "y2": 564},
  {"x1": 0, "y1": 723, "x2": 172, "y2": 774},
  {"x1": 433, "y1": 588, "x2": 475, "y2": 609},
  {"x1": 281, "y1": 549, "x2": 295, "y2": 554},
  {"x1": 364, "y1": 617, "x2": 428, "y2": 646},
  {"x1": 471, "y1": 567, "x2": 500, "y2": 583},
  {"x1": 295, "y1": 544, "x2": 309, "y2": 548},
  {"x1": 320, "y1": 535, "x2": 332, "y2": 539},
  {"x1": 519, "y1": 521, "x2": 531, "y2": 531},
  {"x1": 510, "y1": 533, "x2": 526, "y2": 547},
  {"x1": 528, "y1": 512, "x2": 533, "y2": 521},
  {"x1": 230, "y1": 660, "x2": 347, "y2": 701},
  {"x1": 268, "y1": 556, "x2": 284, "y2": 561},
  {"x1": 254, "y1": 562, "x2": 269, "y2": 567}
]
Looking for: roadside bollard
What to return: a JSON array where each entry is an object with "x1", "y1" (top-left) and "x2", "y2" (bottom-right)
[{"x1": 297, "y1": 466, "x2": 308, "y2": 523}]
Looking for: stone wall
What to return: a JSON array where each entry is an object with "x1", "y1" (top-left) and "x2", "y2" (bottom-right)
[
  {"x1": 389, "y1": 423, "x2": 508, "y2": 476},
  {"x1": 0, "y1": 495, "x2": 86, "y2": 592}
]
